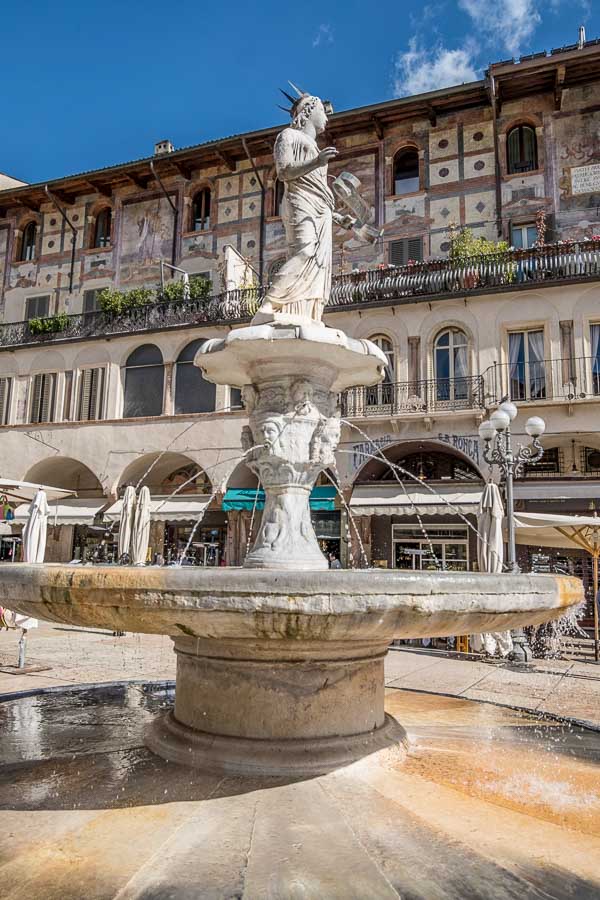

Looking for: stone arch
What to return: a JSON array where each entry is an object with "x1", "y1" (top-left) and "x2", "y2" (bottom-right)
[
  {"x1": 28, "y1": 348, "x2": 68, "y2": 374},
  {"x1": 352, "y1": 438, "x2": 484, "y2": 484},
  {"x1": 23, "y1": 457, "x2": 105, "y2": 498},
  {"x1": 115, "y1": 451, "x2": 212, "y2": 496}
]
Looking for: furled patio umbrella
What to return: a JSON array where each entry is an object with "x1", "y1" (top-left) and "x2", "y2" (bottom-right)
[
  {"x1": 118, "y1": 486, "x2": 137, "y2": 562},
  {"x1": 471, "y1": 482, "x2": 512, "y2": 657},
  {"x1": 22, "y1": 489, "x2": 50, "y2": 564},
  {"x1": 130, "y1": 486, "x2": 151, "y2": 566},
  {"x1": 515, "y1": 511, "x2": 600, "y2": 662}
]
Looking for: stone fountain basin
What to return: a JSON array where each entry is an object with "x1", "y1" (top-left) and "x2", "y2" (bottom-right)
[
  {"x1": 1, "y1": 565, "x2": 584, "y2": 775},
  {"x1": 2, "y1": 564, "x2": 582, "y2": 639}
]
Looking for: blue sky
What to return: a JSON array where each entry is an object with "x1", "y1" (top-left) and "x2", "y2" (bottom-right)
[{"x1": 2, "y1": 0, "x2": 597, "y2": 183}]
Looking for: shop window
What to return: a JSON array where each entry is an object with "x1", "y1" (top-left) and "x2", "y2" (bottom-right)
[
  {"x1": 389, "y1": 237, "x2": 423, "y2": 266},
  {"x1": 192, "y1": 188, "x2": 211, "y2": 231},
  {"x1": 507, "y1": 125, "x2": 537, "y2": 174},
  {"x1": 383, "y1": 450, "x2": 479, "y2": 482},
  {"x1": 25, "y1": 295, "x2": 50, "y2": 320},
  {"x1": 273, "y1": 179, "x2": 284, "y2": 216},
  {"x1": 174, "y1": 339, "x2": 216, "y2": 414},
  {"x1": 93, "y1": 208, "x2": 112, "y2": 248},
  {"x1": 393, "y1": 148, "x2": 420, "y2": 195},
  {"x1": 392, "y1": 525, "x2": 469, "y2": 571},
  {"x1": 19, "y1": 222, "x2": 37, "y2": 261},
  {"x1": 123, "y1": 344, "x2": 164, "y2": 418},
  {"x1": 508, "y1": 329, "x2": 545, "y2": 400},
  {"x1": 521, "y1": 446, "x2": 563, "y2": 478},
  {"x1": 434, "y1": 328, "x2": 469, "y2": 402},
  {"x1": 0, "y1": 377, "x2": 12, "y2": 425},
  {"x1": 511, "y1": 223, "x2": 537, "y2": 249},
  {"x1": 77, "y1": 367, "x2": 106, "y2": 421},
  {"x1": 29, "y1": 373, "x2": 57, "y2": 424}
]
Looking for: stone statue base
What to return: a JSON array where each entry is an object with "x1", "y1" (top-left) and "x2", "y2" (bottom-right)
[{"x1": 197, "y1": 323, "x2": 386, "y2": 570}]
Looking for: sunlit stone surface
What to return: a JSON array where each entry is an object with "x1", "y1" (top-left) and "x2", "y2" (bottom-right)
[{"x1": 1, "y1": 682, "x2": 599, "y2": 899}]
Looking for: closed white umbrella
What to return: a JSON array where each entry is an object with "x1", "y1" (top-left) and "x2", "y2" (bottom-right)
[
  {"x1": 472, "y1": 482, "x2": 512, "y2": 657},
  {"x1": 131, "y1": 486, "x2": 151, "y2": 566},
  {"x1": 22, "y1": 488, "x2": 49, "y2": 564},
  {"x1": 118, "y1": 486, "x2": 136, "y2": 561}
]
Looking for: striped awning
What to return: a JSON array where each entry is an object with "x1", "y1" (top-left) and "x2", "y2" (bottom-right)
[{"x1": 349, "y1": 483, "x2": 482, "y2": 517}]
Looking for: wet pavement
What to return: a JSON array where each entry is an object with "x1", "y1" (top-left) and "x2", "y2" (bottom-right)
[{"x1": 1, "y1": 683, "x2": 599, "y2": 899}]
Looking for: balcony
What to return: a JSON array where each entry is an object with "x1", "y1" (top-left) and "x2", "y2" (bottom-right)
[
  {"x1": 491, "y1": 356, "x2": 600, "y2": 404},
  {"x1": 1, "y1": 240, "x2": 600, "y2": 351},
  {"x1": 341, "y1": 376, "x2": 486, "y2": 418}
]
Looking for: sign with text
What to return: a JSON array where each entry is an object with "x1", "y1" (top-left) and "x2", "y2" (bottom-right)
[{"x1": 570, "y1": 163, "x2": 600, "y2": 196}]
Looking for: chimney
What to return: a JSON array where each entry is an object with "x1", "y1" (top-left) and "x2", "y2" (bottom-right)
[
  {"x1": 154, "y1": 139, "x2": 174, "y2": 156},
  {"x1": 578, "y1": 25, "x2": 586, "y2": 49}
]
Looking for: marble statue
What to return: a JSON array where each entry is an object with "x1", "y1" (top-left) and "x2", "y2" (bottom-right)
[{"x1": 252, "y1": 86, "x2": 355, "y2": 326}]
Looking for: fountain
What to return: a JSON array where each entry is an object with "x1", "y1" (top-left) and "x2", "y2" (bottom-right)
[{"x1": 1, "y1": 88, "x2": 584, "y2": 782}]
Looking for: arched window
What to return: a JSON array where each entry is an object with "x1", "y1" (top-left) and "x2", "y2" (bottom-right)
[
  {"x1": 192, "y1": 188, "x2": 211, "y2": 231},
  {"x1": 507, "y1": 125, "x2": 537, "y2": 174},
  {"x1": 366, "y1": 335, "x2": 395, "y2": 407},
  {"x1": 174, "y1": 339, "x2": 216, "y2": 414},
  {"x1": 123, "y1": 344, "x2": 164, "y2": 418},
  {"x1": 273, "y1": 179, "x2": 284, "y2": 216},
  {"x1": 393, "y1": 148, "x2": 419, "y2": 195},
  {"x1": 93, "y1": 208, "x2": 112, "y2": 248},
  {"x1": 434, "y1": 328, "x2": 469, "y2": 403},
  {"x1": 20, "y1": 222, "x2": 37, "y2": 261}
]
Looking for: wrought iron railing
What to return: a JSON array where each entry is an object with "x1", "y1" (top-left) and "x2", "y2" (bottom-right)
[
  {"x1": 341, "y1": 375, "x2": 486, "y2": 417},
  {"x1": 2, "y1": 240, "x2": 600, "y2": 349},
  {"x1": 490, "y1": 356, "x2": 600, "y2": 404}
]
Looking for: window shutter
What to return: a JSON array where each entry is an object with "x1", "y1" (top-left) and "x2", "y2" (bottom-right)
[
  {"x1": 39, "y1": 374, "x2": 54, "y2": 423},
  {"x1": 0, "y1": 377, "x2": 10, "y2": 425},
  {"x1": 79, "y1": 369, "x2": 93, "y2": 420},
  {"x1": 30, "y1": 375, "x2": 43, "y2": 423},
  {"x1": 63, "y1": 371, "x2": 73, "y2": 421},
  {"x1": 389, "y1": 238, "x2": 423, "y2": 266},
  {"x1": 25, "y1": 295, "x2": 50, "y2": 319},
  {"x1": 83, "y1": 290, "x2": 99, "y2": 314},
  {"x1": 78, "y1": 367, "x2": 105, "y2": 420}
]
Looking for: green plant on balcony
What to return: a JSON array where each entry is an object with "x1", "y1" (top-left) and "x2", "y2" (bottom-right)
[
  {"x1": 161, "y1": 277, "x2": 212, "y2": 304},
  {"x1": 448, "y1": 224, "x2": 509, "y2": 260},
  {"x1": 98, "y1": 286, "x2": 155, "y2": 315},
  {"x1": 28, "y1": 312, "x2": 70, "y2": 335}
]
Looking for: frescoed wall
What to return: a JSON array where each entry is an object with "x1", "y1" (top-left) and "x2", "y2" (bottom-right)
[{"x1": 119, "y1": 195, "x2": 175, "y2": 285}]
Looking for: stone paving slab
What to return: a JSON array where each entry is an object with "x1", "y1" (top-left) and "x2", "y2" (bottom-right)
[{"x1": 1, "y1": 624, "x2": 600, "y2": 730}]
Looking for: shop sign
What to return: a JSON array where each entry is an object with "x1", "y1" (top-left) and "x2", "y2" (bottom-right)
[
  {"x1": 351, "y1": 432, "x2": 481, "y2": 470},
  {"x1": 437, "y1": 433, "x2": 480, "y2": 465}
]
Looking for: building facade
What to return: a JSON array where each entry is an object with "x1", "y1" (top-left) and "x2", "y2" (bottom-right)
[{"x1": 1, "y1": 43, "x2": 600, "y2": 619}]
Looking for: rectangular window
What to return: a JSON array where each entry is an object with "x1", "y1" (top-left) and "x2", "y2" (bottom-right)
[
  {"x1": 77, "y1": 367, "x2": 105, "y2": 421},
  {"x1": 25, "y1": 295, "x2": 50, "y2": 320},
  {"x1": 511, "y1": 223, "x2": 538, "y2": 249},
  {"x1": 508, "y1": 329, "x2": 545, "y2": 400},
  {"x1": 29, "y1": 373, "x2": 56, "y2": 424},
  {"x1": 0, "y1": 377, "x2": 12, "y2": 425},
  {"x1": 591, "y1": 323, "x2": 600, "y2": 395},
  {"x1": 389, "y1": 237, "x2": 423, "y2": 267},
  {"x1": 83, "y1": 289, "x2": 101, "y2": 315}
]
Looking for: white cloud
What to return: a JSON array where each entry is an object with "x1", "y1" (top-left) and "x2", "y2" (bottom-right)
[
  {"x1": 312, "y1": 24, "x2": 334, "y2": 48},
  {"x1": 394, "y1": 39, "x2": 479, "y2": 97},
  {"x1": 459, "y1": 0, "x2": 541, "y2": 56}
]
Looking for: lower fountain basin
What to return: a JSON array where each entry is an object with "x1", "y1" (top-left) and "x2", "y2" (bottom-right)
[{"x1": 2, "y1": 565, "x2": 583, "y2": 776}]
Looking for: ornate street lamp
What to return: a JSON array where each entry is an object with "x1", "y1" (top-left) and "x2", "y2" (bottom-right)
[{"x1": 478, "y1": 400, "x2": 546, "y2": 662}]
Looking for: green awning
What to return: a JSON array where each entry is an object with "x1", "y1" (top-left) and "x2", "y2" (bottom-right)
[{"x1": 222, "y1": 485, "x2": 336, "y2": 512}]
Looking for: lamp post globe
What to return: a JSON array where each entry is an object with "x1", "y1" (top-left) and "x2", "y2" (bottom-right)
[
  {"x1": 525, "y1": 416, "x2": 546, "y2": 438},
  {"x1": 490, "y1": 409, "x2": 511, "y2": 432},
  {"x1": 499, "y1": 400, "x2": 518, "y2": 421},
  {"x1": 478, "y1": 420, "x2": 496, "y2": 442}
]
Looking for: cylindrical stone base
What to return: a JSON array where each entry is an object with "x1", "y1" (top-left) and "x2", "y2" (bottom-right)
[{"x1": 145, "y1": 636, "x2": 408, "y2": 776}]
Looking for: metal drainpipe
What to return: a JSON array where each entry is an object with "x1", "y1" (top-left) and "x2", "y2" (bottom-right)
[
  {"x1": 150, "y1": 160, "x2": 178, "y2": 267},
  {"x1": 44, "y1": 186, "x2": 77, "y2": 294},
  {"x1": 241, "y1": 137, "x2": 265, "y2": 285}
]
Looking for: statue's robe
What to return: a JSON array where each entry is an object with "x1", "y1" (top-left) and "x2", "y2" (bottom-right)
[{"x1": 258, "y1": 128, "x2": 334, "y2": 322}]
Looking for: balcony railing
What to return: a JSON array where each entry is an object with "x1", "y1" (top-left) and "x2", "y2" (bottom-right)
[
  {"x1": 2, "y1": 240, "x2": 600, "y2": 350},
  {"x1": 491, "y1": 356, "x2": 600, "y2": 403},
  {"x1": 341, "y1": 376, "x2": 486, "y2": 417}
]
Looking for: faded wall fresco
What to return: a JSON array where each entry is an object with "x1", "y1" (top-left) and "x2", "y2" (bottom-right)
[
  {"x1": 119, "y1": 195, "x2": 175, "y2": 285},
  {"x1": 554, "y1": 109, "x2": 600, "y2": 239},
  {"x1": 329, "y1": 152, "x2": 382, "y2": 272}
]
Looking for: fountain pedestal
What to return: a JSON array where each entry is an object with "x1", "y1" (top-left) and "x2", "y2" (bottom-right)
[{"x1": 147, "y1": 635, "x2": 406, "y2": 775}]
